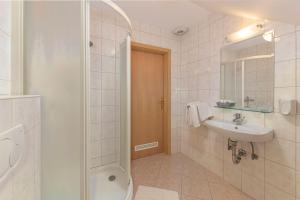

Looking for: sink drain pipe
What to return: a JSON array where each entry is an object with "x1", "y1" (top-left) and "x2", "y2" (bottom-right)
[
  {"x1": 228, "y1": 138, "x2": 258, "y2": 164},
  {"x1": 250, "y1": 142, "x2": 258, "y2": 160}
]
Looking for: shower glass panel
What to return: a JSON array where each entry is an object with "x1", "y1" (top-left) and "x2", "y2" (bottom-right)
[
  {"x1": 88, "y1": 1, "x2": 133, "y2": 199},
  {"x1": 23, "y1": 1, "x2": 83, "y2": 199}
]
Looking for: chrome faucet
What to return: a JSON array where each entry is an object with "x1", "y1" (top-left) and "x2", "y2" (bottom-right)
[
  {"x1": 233, "y1": 113, "x2": 245, "y2": 125},
  {"x1": 244, "y1": 96, "x2": 255, "y2": 107}
]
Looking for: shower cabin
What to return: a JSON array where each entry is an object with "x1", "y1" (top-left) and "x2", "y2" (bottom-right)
[
  {"x1": 23, "y1": 0, "x2": 133, "y2": 200},
  {"x1": 87, "y1": 1, "x2": 133, "y2": 200},
  {"x1": 86, "y1": 1, "x2": 133, "y2": 200}
]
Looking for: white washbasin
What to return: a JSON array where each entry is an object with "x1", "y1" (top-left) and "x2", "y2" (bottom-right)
[{"x1": 204, "y1": 120, "x2": 274, "y2": 142}]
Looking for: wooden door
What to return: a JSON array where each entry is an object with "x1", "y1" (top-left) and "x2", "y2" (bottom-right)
[{"x1": 131, "y1": 49, "x2": 164, "y2": 159}]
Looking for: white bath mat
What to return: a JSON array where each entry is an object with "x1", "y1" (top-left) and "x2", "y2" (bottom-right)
[{"x1": 134, "y1": 185, "x2": 179, "y2": 200}]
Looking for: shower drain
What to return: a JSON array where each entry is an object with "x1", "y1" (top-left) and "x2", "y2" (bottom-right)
[{"x1": 108, "y1": 175, "x2": 116, "y2": 182}]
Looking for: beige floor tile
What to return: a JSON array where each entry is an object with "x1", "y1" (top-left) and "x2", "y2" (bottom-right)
[
  {"x1": 209, "y1": 181, "x2": 254, "y2": 200},
  {"x1": 156, "y1": 170, "x2": 182, "y2": 195},
  {"x1": 132, "y1": 153, "x2": 252, "y2": 200},
  {"x1": 205, "y1": 170, "x2": 223, "y2": 184},
  {"x1": 209, "y1": 182, "x2": 233, "y2": 200},
  {"x1": 182, "y1": 176, "x2": 212, "y2": 199},
  {"x1": 182, "y1": 161, "x2": 207, "y2": 179}
]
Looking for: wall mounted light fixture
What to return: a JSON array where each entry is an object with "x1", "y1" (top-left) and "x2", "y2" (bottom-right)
[
  {"x1": 225, "y1": 22, "x2": 265, "y2": 43},
  {"x1": 263, "y1": 30, "x2": 275, "y2": 42}
]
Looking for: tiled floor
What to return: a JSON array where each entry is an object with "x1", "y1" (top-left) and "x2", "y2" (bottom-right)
[{"x1": 132, "y1": 153, "x2": 254, "y2": 200}]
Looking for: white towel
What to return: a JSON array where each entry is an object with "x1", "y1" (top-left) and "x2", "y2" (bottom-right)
[
  {"x1": 135, "y1": 186, "x2": 179, "y2": 200},
  {"x1": 187, "y1": 102, "x2": 201, "y2": 127},
  {"x1": 186, "y1": 102, "x2": 213, "y2": 127},
  {"x1": 196, "y1": 102, "x2": 213, "y2": 121}
]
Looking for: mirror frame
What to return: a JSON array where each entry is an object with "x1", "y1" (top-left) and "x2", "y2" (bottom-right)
[{"x1": 9, "y1": 1, "x2": 23, "y2": 95}]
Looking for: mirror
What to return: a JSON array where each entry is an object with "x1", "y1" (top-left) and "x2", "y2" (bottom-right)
[
  {"x1": 0, "y1": 1, "x2": 11, "y2": 95},
  {"x1": 219, "y1": 33, "x2": 274, "y2": 113},
  {"x1": 0, "y1": 1, "x2": 23, "y2": 95}
]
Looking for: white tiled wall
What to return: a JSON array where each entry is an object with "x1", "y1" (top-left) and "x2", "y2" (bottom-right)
[
  {"x1": 0, "y1": 1, "x2": 11, "y2": 95},
  {"x1": 90, "y1": 5, "x2": 300, "y2": 199},
  {"x1": 89, "y1": 6, "x2": 181, "y2": 169},
  {"x1": 180, "y1": 14, "x2": 300, "y2": 200},
  {"x1": 0, "y1": 96, "x2": 41, "y2": 200},
  {"x1": 90, "y1": 6, "x2": 300, "y2": 199}
]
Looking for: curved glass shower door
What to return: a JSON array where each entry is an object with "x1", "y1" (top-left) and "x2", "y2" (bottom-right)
[{"x1": 88, "y1": 1, "x2": 133, "y2": 199}]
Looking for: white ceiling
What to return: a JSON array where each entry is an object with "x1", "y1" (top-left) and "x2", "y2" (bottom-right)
[
  {"x1": 114, "y1": 0, "x2": 211, "y2": 31},
  {"x1": 192, "y1": 0, "x2": 300, "y2": 25},
  {"x1": 113, "y1": 0, "x2": 300, "y2": 34}
]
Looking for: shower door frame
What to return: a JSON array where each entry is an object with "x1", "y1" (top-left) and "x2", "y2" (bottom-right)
[
  {"x1": 131, "y1": 41, "x2": 172, "y2": 156},
  {"x1": 82, "y1": 1, "x2": 88, "y2": 200}
]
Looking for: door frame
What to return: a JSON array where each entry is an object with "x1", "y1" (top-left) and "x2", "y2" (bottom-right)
[{"x1": 131, "y1": 41, "x2": 171, "y2": 155}]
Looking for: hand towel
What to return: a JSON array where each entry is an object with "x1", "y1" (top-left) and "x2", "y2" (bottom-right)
[
  {"x1": 186, "y1": 102, "x2": 201, "y2": 127},
  {"x1": 196, "y1": 102, "x2": 213, "y2": 122},
  {"x1": 197, "y1": 102, "x2": 213, "y2": 122}
]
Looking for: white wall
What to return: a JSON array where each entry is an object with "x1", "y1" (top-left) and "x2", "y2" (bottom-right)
[
  {"x1": 180, "y1": 14, "x2": 300, "y2": 200},
  {"x1": 89, "y1": 5, "x2": 181, "y2": 169},
  {"x1": 0, "y1": 96, "x2": 41, "y2": 200},
  {"x1": 0, "y1": 1, "x2": 11, "y2": 95}
]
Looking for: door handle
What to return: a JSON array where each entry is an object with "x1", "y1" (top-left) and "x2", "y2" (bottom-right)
[{"x1": 160, "y1": 97, "x2": 164, "y2": 111}]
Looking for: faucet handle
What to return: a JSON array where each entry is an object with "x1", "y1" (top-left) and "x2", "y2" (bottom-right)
[{"x1": 233, "y1": 113, "x2": 241, "y2": 118}]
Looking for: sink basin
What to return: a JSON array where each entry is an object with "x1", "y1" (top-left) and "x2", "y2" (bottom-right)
[{"x1": 204, "y1": 120, "x2": 274, "y2": 142}]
